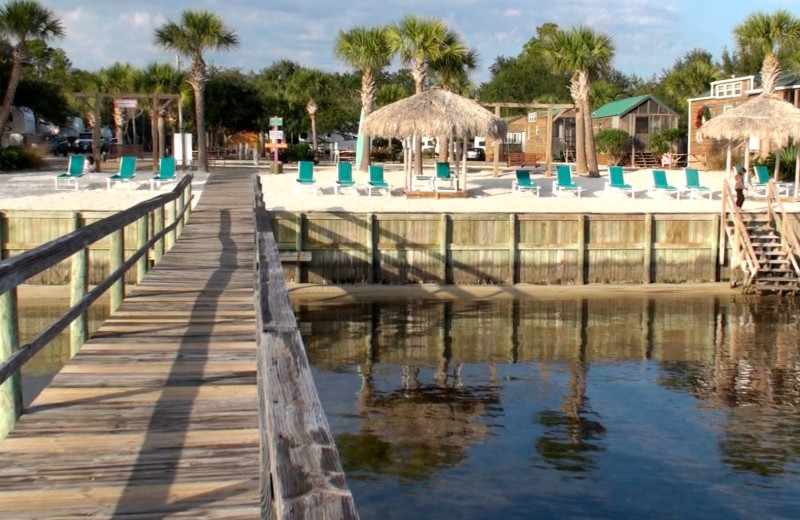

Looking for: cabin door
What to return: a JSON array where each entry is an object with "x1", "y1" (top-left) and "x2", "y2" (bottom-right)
[{"x1": 634, "y1": 116, "x2": 650, "y2": 151}]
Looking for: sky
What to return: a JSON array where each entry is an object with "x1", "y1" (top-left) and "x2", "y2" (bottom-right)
[{"x1": 36, "y1": 0, "x2": 794, "y2": 84}]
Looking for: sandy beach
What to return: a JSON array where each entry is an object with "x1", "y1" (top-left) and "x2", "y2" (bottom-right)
[{"x1": 1, "y1": 159, "x2": 797, "y2": 215}]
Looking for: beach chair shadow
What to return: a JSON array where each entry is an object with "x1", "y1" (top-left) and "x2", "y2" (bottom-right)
[
  {"x1": 334, "y1": 162, "x2": 358, "y2": 195},
  {"x1": 149, "y1": 157, "x2": 176, "y2": 191},
  {"x1": 54, "y1": 155, "x2": 85, "y2": 190},
  {"x1": 680, "y1": 167, "x2": 712, "y2": 200},
  {"x1": 512, "y1": 169, "x2": 540, "y2": 197},
  {"x1": 554, "y1": 165, "x2": 584, "y2": 197},
  {"x1": 106, "y1": 156, "x2": 138, "y2": 190},
  {"x1": 434, "y1": 161, "x2": 457, "y2": 192},
  {"x1": 294, "y1": 160, "x2": 319, "y2": 195},
  {"x1": 647, "y1": 170, "x2": 679, "y2": 199},
  {"x1": 605, "y1": 166, "x2": 634, "y2": 199},
  {"x1": 367, "y1": 165, "x2": 390, "y2": 196}
]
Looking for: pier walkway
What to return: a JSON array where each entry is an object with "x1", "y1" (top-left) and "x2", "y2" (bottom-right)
[{"x1": 0, "y1": 168, "x2": 261, "y2": 518}]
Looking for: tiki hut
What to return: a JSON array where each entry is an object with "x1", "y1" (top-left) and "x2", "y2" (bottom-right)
[
  {"x1": 361, "y1": 88, "x2": 507, "y2": 193},
  {"x1": 698, "y1": 54, "x2": 800, "y2": 196}
]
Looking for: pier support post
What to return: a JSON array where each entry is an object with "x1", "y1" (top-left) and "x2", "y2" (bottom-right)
[
  {"x1": 70, "y1": 213, "x2": 88, "y2": 358},
  {"x1": 136, "y1": 215, "x2": 148, "y2": 283},
  {"x1": 0, "y1": 286, "x2": 21, "y2": 442},
  {"x1": 509, "y1": 214, "x2": 517, "y2": 284},
  {"x1": 577, "y1": 215, "x2": 586, "y2": 285},
  {"x1": 165, "y1": 199, "x2": 176, "y2": 251},
  {"x1": 110, "y1": 229, "x2": 124, "y2": 312},
  {"x1": 643, "y1": 214, "x2": 653, "y2": 284},
  {"x1": 153, "y1": 206, "x2": 165, "y2": 264}
]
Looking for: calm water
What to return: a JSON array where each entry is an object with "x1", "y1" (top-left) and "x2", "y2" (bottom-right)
[{"x1": 296, "y1": 296, "x2": 800, "y2": 520}]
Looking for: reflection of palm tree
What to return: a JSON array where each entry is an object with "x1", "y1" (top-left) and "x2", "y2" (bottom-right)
[{"x1": 536, "y1": 300, "x2": 606, "y2": 473}]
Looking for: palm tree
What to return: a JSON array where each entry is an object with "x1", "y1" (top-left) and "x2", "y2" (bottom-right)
[
  {"x1": 334, "y1": 25, "x2": 392, "y2": 172},
  {"x1": 663, "y1": 59, "x2": 720, "y2": 114},
  {"x1": 96, "y1": 63, "x2": 136, "y2": 144},
  {"x1": 388, "y1": 14, "x2": 453, "y2": 175},
  {"x1": 0, "y1": 0, "x2": 64, "y2": 140},
  {"x1": 154, "y1": 10, "x2": 238, "y2": 172},
  {"x1": 429, "y1": 32, "x2": 478, "y2": 162},
  {"x1": 136, "y1": 63, "x2": 188, "y2": 161},
  {"x1": 734, "y1": 10, "x2": 800, "y2": 70},
  {"x1": 543, "y1": 26, "x2": 615, "y2": 177},
  {"x1": 286, "y1": 68, "x2": 329, "y2": 158}
]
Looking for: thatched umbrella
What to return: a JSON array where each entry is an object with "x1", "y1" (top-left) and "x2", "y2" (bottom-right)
[
  {"x1": 361, "y1": 87, "x2": 507, "y2": 193},
  {"x1": 698, "y1": 54, "x2": 800, "y2": 197}
]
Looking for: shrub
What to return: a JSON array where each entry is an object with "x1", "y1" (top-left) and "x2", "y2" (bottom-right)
[
  {"x1": 279, "y1": 143, "x2": 314, "y2": 163},
  {"x1": 753, "y1": 147, "x2": 795, "y2": 182},
  {"x1": 594, "y1": 129, "x2": 629, "y2": 166},
  {"x1": 650, "y1": 128, "x2": 685, "y2": 157},
  {"x1": 0, "y1": 146, "x2": 46, "y2": 171}
]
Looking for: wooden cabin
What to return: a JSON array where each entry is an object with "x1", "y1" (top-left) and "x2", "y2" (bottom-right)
[{"x1": 591, "y1": 94, "x2": 679, "y2": 154}]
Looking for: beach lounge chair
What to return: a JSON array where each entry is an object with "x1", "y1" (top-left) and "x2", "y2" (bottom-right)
[
  {"x1": 434, "y1": 161, "x2": 457, "y2": 192},
  {"x1": 647, "y1": 170, "x2": 679, "y2": 198},
  {"x1": 334, "y1": 162, "x2": 357, "y2": 195},
  {"x1": 680, "y1": 167, "x2": 713, "y2": 200},
  {"x1": 107, "y1": 156, "x2": 138, "y2": 190},
  {"x1": 150, "y1": 157, "x2": 176, "y2": 191},
  {"x1": 294, "y1": 160, "x2": 319, "y2": 195},
  {"x1": 512, "y1": 169, "x2": 540, "y2": 197},
  {"x1": 605, "y1": 166, "x2": 634, "y2": 199},
  {"x1": 54, "y1": 155, "x2": 85, "y2": 190},
  {"x1": 553, "y1": 165, "x2": 584, "y2": 197},
  {"x1": 367, "y1": 165, "x2": 390, "y2": 196},
  {"x1": 752, "y1": 165, "x2": 791, "y2": 196}
]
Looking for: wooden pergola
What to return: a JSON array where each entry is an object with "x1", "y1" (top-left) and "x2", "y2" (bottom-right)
[
  {"x1": 481, "y1": 102, "x2": 575, "y2": 177},
  {"x1": 74, "y1": 93, "x2": 181, "y2": 173}
]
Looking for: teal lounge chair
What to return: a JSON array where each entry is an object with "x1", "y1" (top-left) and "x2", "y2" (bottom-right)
[
  {"x1": 752, "y1": 165, "x2": 791, "y2": 196},
  {"x1": 647, "y1": 170, "x2": 679, "y2": 198},
  {"x1": 107, "y1": 156, "x2": 138, "y2": 190},
  {"x1": 54, "y1": 155, "x2": 85, "y2": 190},
  {"x1": 553, "y1": 165, "x2": 584, "y2": 197},
  {"x1": 294, "y1": 160, "x2": 318, "y2": 195},
  {"x1": 434, "y1": 161, "x2": 457, "y2": 192},
  {"x1": 681, "y1": 167, "x2": 712, "y2": 200},
  {"x1": 150, "y1": 157, "x2": 176, "y2": 191},
  {"x1": 605, "y1": 166, "x2": 634, "y2": 199},
  {"x1": 334, "y1": 162, "x2": 357, "y2": 195},
  {"x1": 512, "y1": 169, "x2": 540, "y2": 197},
  {"x1": 367, "y1": 165, "x2": 390, "y2": 196}
]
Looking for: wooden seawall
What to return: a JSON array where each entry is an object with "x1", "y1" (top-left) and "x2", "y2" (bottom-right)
[{"x1": 0, "y1": 169, "x2": 262, "y2": 517}]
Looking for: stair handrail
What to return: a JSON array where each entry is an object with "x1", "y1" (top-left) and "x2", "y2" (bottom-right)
[
  {"x1": 767, "y1": 181, "x2": 800, "y2": 278},
  {"x1": 721, "y1": 179, "x2": 760, "y2": 288}
]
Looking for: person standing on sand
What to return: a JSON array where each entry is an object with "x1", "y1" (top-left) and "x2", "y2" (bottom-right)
[
  {"x1": 83, "y1": 155, "x2": 95, "y2": 174},
  {"x1": 734, "y1": 167, "x2": 746, "y2": 208}
]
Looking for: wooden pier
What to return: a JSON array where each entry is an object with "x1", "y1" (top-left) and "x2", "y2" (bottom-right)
[{"x1": 0, "y1": 170, "x2": 262, "y2": 518}]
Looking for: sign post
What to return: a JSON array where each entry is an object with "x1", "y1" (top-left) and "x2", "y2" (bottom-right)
[{"x1": 269, "y1": 116, "x2": 283, "y2": 164}]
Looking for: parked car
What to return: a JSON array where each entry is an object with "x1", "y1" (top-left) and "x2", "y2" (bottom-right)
[
  {"x1": 41, "y1": 134, "x2": 69, "y2": 156},
  {"x1": 466, "y1": 147, "x2": 485, "y2": 161},
  {"x1": 72, "y1": 132, "x2": 109, "y2": 154}
]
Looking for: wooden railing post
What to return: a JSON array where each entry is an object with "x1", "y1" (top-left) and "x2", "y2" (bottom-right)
[
  {"x1": 295, "y1": 213, "x2": 305, "y2": 283},
  {"x1": 0, "y1": 286, "x2": 21, "y2": 441},
  {"x1": 136, "y1": 215, "x2": 148, "y2": 283},
  {"x1": 110, "y1": 228, "x2": 124, "y2": 312},
  {"x1": 577, "y1": 215, "x2": 586, "y2": 285},
  {"x1": 441, "y1": 214, "x2": 449, "y2": 283},
  {"x1": 176, "y1": 190, "x2": 185, "y2": 238},
  {"x1": 165, "y1": 199, "x2": 176, "y2": 251},
  {"x1": 69, "y1": 213, "x2": 88, "y2": 358},
  {"x1": 153, "y1": 206, "x2": 165, "y2": 264}
]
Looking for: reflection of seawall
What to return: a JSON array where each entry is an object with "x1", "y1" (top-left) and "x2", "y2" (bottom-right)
[{"x1": 301, "y1": 297, "x2": 720, "y2": 368}]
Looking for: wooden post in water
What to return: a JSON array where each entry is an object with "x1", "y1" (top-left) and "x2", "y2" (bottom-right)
[
  {"x1": 109, "y1": 229, "x2": 124, "y2": 312},
  {"x1": 508, "y1": 213, "x2": 517, "y2": 283},
  {"x1": 0, "y1": 220, "x2": 21, "y2": 441},
  {"x1": 577, "y1": 215, "x2": 586, "y2": 285},
  {"x1": 368, "y1": 213, "x2": 376, "y2": 283},
  {"x1": 136, "y1": 215, "x2": 148, "y2": 283},
  {"x1": 153, "y1": 206, "x2": 164, "y2": 264},
  {"x1": 440, "y1": 214, "x2": 449, "y2": 283},
  {"x1": 165, "y1": 199, "x2": 176, "y2": 251},
  {"x1": 643, "y1": 213, "x2": 653, "y2": 284},
  {"x1": 70, "y1": 213, "x2": 88, "y2": 358}
]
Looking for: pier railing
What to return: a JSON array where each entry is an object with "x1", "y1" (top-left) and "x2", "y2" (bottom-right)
[
  {"x1": 253, "y1": 174, "x2": 359, "y2": 519},
  {"x1": 0, "y1": 175, "x2": 193, "y2": 441}
]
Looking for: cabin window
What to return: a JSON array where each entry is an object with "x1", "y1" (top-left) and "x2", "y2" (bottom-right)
[
  {"x1": 535, "y1": 125, "x2": 540, "y2": 136},
  {"x1": 722, "y1": 105, "x2": 734, "y2": 113},
  {"x1": 505, "y1": 132, "x2": 525, "y2": 144},
  {"x1": 527, "y1": 112, "x2": 537, "y2": 123},
  {"x1": 714, "y1": 82, "x2": 742, "y2": 98}
]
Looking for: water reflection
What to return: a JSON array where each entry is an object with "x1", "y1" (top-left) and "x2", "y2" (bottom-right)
[{"x1": 298, "y1": 295, "x2": 800, "y2": 519}]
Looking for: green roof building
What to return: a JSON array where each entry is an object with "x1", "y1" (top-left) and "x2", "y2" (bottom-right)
[{"x1": 591, "y1": 95, "x2": 680, "y2": 161}]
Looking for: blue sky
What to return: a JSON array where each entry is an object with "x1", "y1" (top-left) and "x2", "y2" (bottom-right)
[{"x1": 37, "y1": 0, "x2": 793, "y2": 84}]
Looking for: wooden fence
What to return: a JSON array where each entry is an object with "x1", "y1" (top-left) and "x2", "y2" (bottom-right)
[
  {"x1": 270, "y1": 212, "x2": 741, "y2": 285},
  {"x1": 0, "y1": 176, "x2": 193, "y2": 441}
]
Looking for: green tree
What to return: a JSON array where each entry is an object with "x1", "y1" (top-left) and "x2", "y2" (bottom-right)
[
  {"x1": 543, "y1": 26, "x2": 615, "y2": 177},
  {"x1": 286, "y1": 68, "x2": 330, "y2": 156},
  {"x1": 388, "y1": 14, "x2": 458, "y2": 175},
  {"x1": 136, "y1": 62, "x2": 188, "y2": 159},
  {"x1": 0, "y1": 0, "x2": 64, "y2": 140},
  {"x1": 334, "y1": 25, "x2": 392, "y2": 171},
  {"x1": 97, "y1": 62, "x2": 136, "y2": 143},
  {"x1": 154, "y1": 9, "x2": 238, "y2": 171},
  {"x1": 594, "y1": 129, "x2": 629, "y2": 166},
  {"x1": 734, "y1": 10, "x2": 800, "y2": 71},
  {"x1": 588, "y1": 80, "x2": 620, "y2": 110},
  {"x1": 662, "y1": 50, "x2": 721, "y2": 118}
]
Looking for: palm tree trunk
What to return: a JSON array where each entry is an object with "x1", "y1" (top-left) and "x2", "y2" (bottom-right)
[
  {"x1": 193, "y1": 83, "x2": 207, "y2": 171},
  {"x1": 570, "y1": 74, "x2": 587, "y2": 174},
  {"x1": 158, "y1": 110, "x2": 167, "y2": 159},
  {"x1": 582, "y1": 95, "x2": 599, "y2": 176},
  {"x1": 0, "y1": 59, "x2": 22, "y2": 142},
  {"x1": 358, "y1": 72, "x2": 376, "y2": 172},
  {"x1": 310, "y1": 112, "x2": 318, "y2": 158},
  {"x1": 150, "y1": 107, "x2": 159, "y2": 163}
]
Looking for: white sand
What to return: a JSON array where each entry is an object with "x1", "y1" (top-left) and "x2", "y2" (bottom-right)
[
  {"x1": 1, "y1": 160, "x2": 796, "y2": 214},
  {"x1": 259, "y1": 162, "x2": 800, "y2": 214}
]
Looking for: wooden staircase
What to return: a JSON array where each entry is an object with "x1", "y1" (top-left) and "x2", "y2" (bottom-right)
[
  {"x1": 722, "y1": 181, "x2": 800, "y2": 295},
  {"x1": 631, "y1": 152, "x2": 659, "y2": 168}
]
